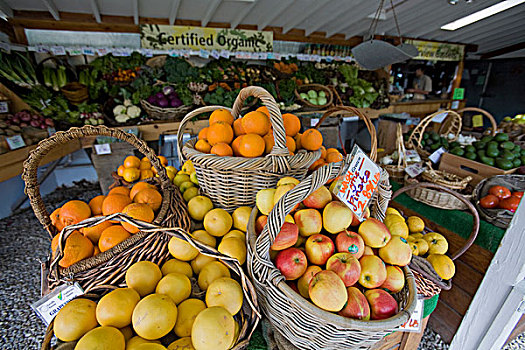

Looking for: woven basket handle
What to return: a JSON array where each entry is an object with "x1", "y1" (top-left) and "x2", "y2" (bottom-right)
[
  {"x1": 457, "y1": 107, "x2": 497, "y2": 136},
  {"x1": 407, "y1": 110, "x2": 462, "y2": 150},
  {"x1": 22, "y1": 125, "x2": 171, "y2": 238},
  {"x1": 314, "y1": 106, "x2": 377, "y2": 161},
  {"x1": 392, "y1": 182, "x2": 479, "y2": 260}
]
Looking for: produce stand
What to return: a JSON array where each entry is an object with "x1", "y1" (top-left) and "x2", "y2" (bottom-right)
[{"x1": 391, "y1": 99, "x2": 467, "y2": 118}]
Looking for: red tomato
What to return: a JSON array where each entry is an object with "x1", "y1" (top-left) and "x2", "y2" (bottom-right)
[
  {"x1": 489, "y1": 186, "x2": 511, "y2": 200},
  {"x1": 479, "y1": 194, "x2": 500, "y2": 209},
  {"x1": 512, "y1": 191, "x2": 524, "y2": 199},
  {"x1": 499, "y1": 196, "x2": 521, "y2": 212}
]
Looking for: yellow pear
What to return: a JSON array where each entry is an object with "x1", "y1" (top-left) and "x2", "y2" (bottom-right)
[
  {"x1": 192, "y1": 230, "x2": 217, "y2": 247},
  {"x1": 187, "y1": 196, "x2": 214, "y2": 221},
  {"x1": 427, "y1": 254, "x2": 455, "y2": 280},
  {"x1": 161, "y1": 259, "x2": 193, "y2": 278},
  {"x1": 168, "y1": 236, "x2": 199, "y2": 261},
  {"x1": 414, "y1": 238, "x2": 429, "y2": 255},
  {"x1": 218, "y1": 237, "x2": 246, "y2": 265},
  {"x1": 174, "y1": 299, "x2": 206, "y2": 338},
  {"x1": 407, "y1": 216, "x2": 425, "y2": 233},
  {"x1": 191, "y1": 253, "x2": 216, "y2": 274},
  {"x1": 232, "y1": 206, "x2": 252, "y2": 232},
  {"x1": 423, "y1": 232, "x2": 448, "y2": 255}
]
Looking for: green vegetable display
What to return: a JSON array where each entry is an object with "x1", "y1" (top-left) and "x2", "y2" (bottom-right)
[{"x1": 0, "y1": 52, "x2": 38, "y2": 88}]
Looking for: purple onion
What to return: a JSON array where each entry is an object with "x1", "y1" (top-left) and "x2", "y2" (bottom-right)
[
  {"x1": 20, "y1": 113, "x2": 31, "y2": 122},
  {"x1": 40, "y1": 124, "x2": 47, "y2": 129},
  {"x1": 45, "y1": 118, "x2": 54, "y2": 126},
  {"x1": 31, "y1": 114, "x2": 39, "y2": 120},
  {"x1": 147, "y1": 96, "x2": 156, "y2": 104},
  {"x1": 30, "y1": 120, "x2": 40, "y2": 127},
  {"x1": 157, "y1": 98, "x2": 169, "y2": 108},
  {"x1": 163, "y1": 86, "x2": 174, "y2": 95},
  {"x1": 155, "y1": 92, "x2": 164, "y2": 99},
  {"x1": 170, "y1": 98, "x2": 182, "y2": 107},
  {"x1": 11, "y1": 116, "x2": 20, "y2": 124}
]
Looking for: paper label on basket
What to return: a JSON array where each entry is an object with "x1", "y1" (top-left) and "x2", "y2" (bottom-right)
[
  {"x1": 6, "y1": 134, "x2": 25, "y2": 150},
  {"x1": 399, "y1": 299, "x2": 424, "y2": 332},
  {"x1": 405, "y1": 150, "x2": 421, "y2": 163},
  {"x1": 405, "y1": 163, "x2": 426, "y2": 178},
  {"x1": 432, "y1": 112, "x2": 448, "y2": 123},
  {"x1": 428, "y1": 147, "x2": 446, "y2": 164},
  {"x1": 335, "y1": 145, "x2": 381, "y2": 221},
  {"x1": 94, "y1": 143, "x2": 111, "y2": 155},
  {"x1": 31, "y1": 283, "x2": 84, "y2": 325},
  {"x1": 472, "y1": 114, "x2": 483, "y2": 128}
]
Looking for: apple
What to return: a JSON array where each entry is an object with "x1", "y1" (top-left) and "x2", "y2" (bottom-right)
[
  {"x1": 294, "y1": 234, "x2": 306, "y2": 248},
  {"x1": 303, "y1": 186, "x2": 332, "y2": 209},
  {"x1": 350, "y1": 207, "x2": 370, "y2": 226},
  {"x1": 277, "y1": 177, "x2": 300, "y2": 187},
  {"x1": 323, "y1": 201, "x2": 353, "y2": 234},
  {"x1": 256, "y1": 188, "x2": 276, "y2": 215},
  {"x1": 380, "y1": 265, "x2": 405, "y2": 293},
  {"x1": 359, "y1": 255, "x2": 387, "y2": 288},
  {"x1": 270, "y1": 222, "x2": 299, "y2": 251},
  {"x1": 339, "y1": 287, "x2": 370, "y2": 320},
  {"x1": 305, "y1": 234, "x2": 335, "y2": 265},
  {"x1": 275, "y1": 248, "x2": 308, "y2": 280},
  {"x1": 297, "y1": 265, "x2": 322, "y2": 298},
  {"x1": 335, "y1": 230, "x2": 365, "y2": 259},
  {"x1": 364, "y1": 289, "x2": 399, "y2": 320},
  {"x1": 363, "y1": 246, "x2": 375, "y2": 256},
  {"x1": 274, "y1": 184, "x2": 296, "y2": 206},
  {"x1": 378, "y1": 236, "x2": 412, "y2": 266},
  {"x1": 326, "y1": 252, "x2": 361, "y2": 287},
  {"x1": 308, "y1": 270, "x2": 347, "y2": 312},
  {"x1": 358, "y1": 218, "x2": 391, "y2": 248},
  {"x1": 294, "y1": 209, "x2": 323, "y2": 237},
  {"x1": 255, "y1": 215, "x2": 268, "y2": 236}
]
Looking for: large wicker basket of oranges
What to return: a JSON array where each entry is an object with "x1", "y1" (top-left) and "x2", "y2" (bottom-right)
[
  {"x1": 22, "y1": 125, "x2": 190, "y2": 294},
  {"x1": 177, "y1": 86, "x2": 322, "y2": 212}
]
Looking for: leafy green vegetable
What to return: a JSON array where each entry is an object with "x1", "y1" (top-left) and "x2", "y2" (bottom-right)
[
  {"x1": 277, "y1": 79, "x2": 296, "y2": 106},
  {"x1": 165, "y1": 57, "x2": 199, "y2": 84}
]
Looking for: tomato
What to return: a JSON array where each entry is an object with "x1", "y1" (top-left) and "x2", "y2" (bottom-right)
[
  {"x1": 499, "y1": 196, "x2": 521, "y2": 213},
  {"x1": 479, "y1": 194, "x2": 500, "y2": 209},
  {"x1": 488, "y1": 185, "x2": 511, "y2": 200},
  {"x1": 512, "y1": 191, "x2": 524, "y2": 199}
]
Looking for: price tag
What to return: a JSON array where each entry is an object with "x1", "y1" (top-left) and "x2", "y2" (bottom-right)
[
  {"x1": 453, "y1": 88, "x2": 465, "y2": 100},
  {"x1": 274, "y1": 53, "x2": 282, "y2": 60},
  {"x1": 310, "y1": 118, "x2": 319, "y2": 127},
  {"x1": 0, "y1": 101, "x2": 9, "y2": 113},
  {"x1": 6, "y1": 134, "x2": 26, "y2": 150},
  {"x1": 220, "y1": 50, "x2": 231, "y2": 58},
  {"x1": 258, "y1": 52, "x2": 268, "y2": 60},
  {"x1": 399, "y1": 299, "x2": 424, "y2": 332},
  {"x1": 47, "y1": 127, "x2": 56, "y2": 136},
  {"x1": 335, "y1": 145, "x2": 381, "y2": 221},
  {"x1": 199, "y1": 49, "x2": 210, "y2": 58},
  {"x1": 50, "y1": 46, "x2": 66, "y2": 56},
  {"x1": 31, "y1": 283, "x2": 84, "y2": 325},
  {"x1": 266, "y1": 52, "x2": 275, "y2": 60},
  {"x1": 235, "y1": 52, "x2": 244, "y2": 59},
  {"x1": 141, "y1": 49, "x2": 153, "y2": 57},
  {"x1": 0, "y1": 42, "x2": 10, "y2": 53},
  {"x1": 472, "y1": 114, "x2": 484, "y2": 128},
  {"x1": 168, "y1": 50, "x2": 179, "y2": 57},
  {"x1": 405, "y1": 163, "x2": 426, "y2": 178},
  {"x1": 325, "y1": 56, "x2": 334, "y2": 62},
  {"x1": 36, "y1": 45, "x2": 49, "y2": 53},
  {"x1": 82, "y1": 47, "x2": 96, "y2": 56},
  {"x1": 431, "y1": 112, "x2": 448, "y2": 123},
  {"x1": 94, "y1": 143, "x2": 112, "y2": 155},
  {"x1": 428, "y1": 147, "x2": 446, "y2": 164},
  {"x1": 405, "y1": 150, "x2": 421, "y2": 163},
  {"x1": 67, "y1": 48, "x2": 82, "y2": 56},
  {"x1": 451, "y1": 100, "x2": 460, "y2": 109},
  {"x1": 210, "y1": 50, "x2": 220, "y2": 59}
]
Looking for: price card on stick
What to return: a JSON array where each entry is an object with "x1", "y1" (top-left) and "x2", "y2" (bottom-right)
[
  {"x1": 399, "y1": 299, "x2": 424, "y2": 332},
  {"x1": 335, "y1": 145, "x2": 381, "y2": 221},
  {"x1": 32, "y1": 283, "x2": 84, "y2": 325},
  {"x1": 94, "y1": 143, "x2": 112, "y2": 155}
]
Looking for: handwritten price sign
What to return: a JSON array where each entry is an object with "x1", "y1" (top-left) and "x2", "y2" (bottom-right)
[
  {"x1": 399, "y1": 299, "x2": 424, "y2": 332},
  {"x1": 336, "y1": 145, "x2": 381, "y2": 221}
]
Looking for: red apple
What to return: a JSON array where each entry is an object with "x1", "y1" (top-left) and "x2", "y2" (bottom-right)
[
  {"x1": 335, "y1": 230, "x2": 365, "y2": 259},
  {"x1": 255, "y1": 215, "x2": 268, "y2": 235},
  {"x1": 294, "y1": 209, "x2": 323, "y2": 237},
  {"x1": 326, "y1": 252, "x2": 361, "y2": 287},
  {"x1": 303, "y1": 186, "x2": 332, "y2": 209},
  {"x1": 275, "y1": 247, "x2": 308, "y2": 280},
  {"x1": 358, "y1": 217, "x2": 391, "y2": 248},
  {"x1": 271, "y1": 222, "x2": 299, "y2": 250},
  {"x1": 359, "y1": 255, "x2": 387, "y2": 288},
  {"x1": 308, "y1": 270, "x2": 347, "y2": 312},
  {"x1": 305, "y1": 234, "x2": 335, "y2": 265},
  {"x1": 364, "y1": 289, "x2": 399, "y2": 320},
  {"x1": 380, "y1": 265, "x2": 405, "y2": 293},
  {"x1": 351, "y1": 207, "x2": 370, "y2": 226},
  {"x1": 339, "y1": 287, "x2": 371, "y2": 320},
  {"x1": 297, "y1": 265, "x2": 322, "y2": 298}
]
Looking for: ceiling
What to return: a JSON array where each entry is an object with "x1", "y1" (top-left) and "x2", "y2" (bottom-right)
[{"x1": 1, "y1": 0, "x2": 524, "y2": 58}]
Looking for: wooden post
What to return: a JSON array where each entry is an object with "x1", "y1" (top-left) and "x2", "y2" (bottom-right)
[{"x1": 451, "y1": 60, "x2": 464, "y2": 93}]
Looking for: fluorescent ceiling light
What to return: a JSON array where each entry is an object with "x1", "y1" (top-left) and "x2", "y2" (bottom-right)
[{"x1": 441, "y1": 0, "x2": 525, "y2": 31}]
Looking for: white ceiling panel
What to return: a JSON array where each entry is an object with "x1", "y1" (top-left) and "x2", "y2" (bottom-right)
[{"x1": 5, "y1": 0, "x2": 46, "y2": 11}]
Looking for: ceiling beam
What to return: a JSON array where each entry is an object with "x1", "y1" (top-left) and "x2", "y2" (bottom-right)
[
  {"x1": 480, "y1": 41, "x2": 525, "y2": 59},
  {"x1": 282, "y1": 0, "x2": 329, "y2": 34},
  {"x1": 132, "y1": 0, "x2": 139, "y2": 25},
  {"x1": 230, "y1": 0, "x2": 258, "y2": 29},
  {"x1": 41, "y1": 0, "x2": 60, "y2": 21},
  {"x1": 89, "y1": 0, "x2": 101, "y2": 23},
  {"x1": 169, "y1": 0, "x2": 181, "y2": 26},
  {"x1": 256, "y1": 0, "x2": 293, "y2": 31},
  {"x1": 201, "y1": 0, "x2": 221, "y2": 27},
  {"x1": 0, "y1": 0, "x2": 13, "y2": 18}
]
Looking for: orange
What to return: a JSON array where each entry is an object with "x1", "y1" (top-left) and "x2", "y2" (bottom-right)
[
  {"x1": 195, "y1": 139, "x2": 212, "y2": 153},
  {"x1": 139, "y1": 160, "x2": 151, "y2": 170},
  {"x1": 242, "y1": 111, "x2": 270, "y2": 136},
  {"x1": 209, "y1": 109, "x2": 234, "y2": 125},
  {"x1": 232, "y1": 136, "x2": 243, "y2": 156},
  {"x1": 141, "y1": 156, "x2": 149, "y2": 162},
  {"x1": 158, "y1": 155, "x2": 168, "y2": 166},
  {"x1": 117, "y1": 165, "x2": 125, "y2": 177},
  {"x1": 108, "y1": 186, "x2": 130, "y2": 197},
  {"x1": 81, "y1": 219, "x2": 113, "y2": 245},
  {"x1": 102, "y1": 195, "x2": 132, "y2": 216},
  {"x1": 134, "y1": 188, "x2": 163, "y2": 211},
  {"x1": 130, "y1": 182, "x2": 156, "y2": 201},
  {"x1": 59, "y1": 200, "x2": 92, "y2": 227},
  {"x1": 320, "y1": 146, "x2": 327, "y2": 159},
  {"x1": 50, "y1": 208, "x2": 64, "y2": 231},
  {"x1": 301, "y1": 129, "x2": 323, "y2": 151},
  {"x1": 309, "y1": 158, "x2": 326, "y2": 171},
  {"x1": 88, "y1": 195, "x2": 105, "y2": 216},
  {"x1": 207, "y1": 122, "x2": 234, "y2": 146},
  {"x1": 198, "y1": 127, "x2": 208, "y2": 140},
  {"x1": 122, "y1": 167, "x2": 140, "y2": 183},
  {"x1": 326, "y1": 148, "x2": 338, "y2": 155},
  {"x1": 124, "y1": 156, "x2": 141, "y2": 169},
  {"x1": 122, "y1": 203, "x2": 155, "y2": 234},
  {"x1": 239, "y1": 133, "x2": 265, "y2": 158},
  {"x1": 286, "y1": 136, "x2": 296, "y2": 153},
  {"x1": 283, "y1": 113, "x2": 301, "y2": 137},
  {"x1": 295, "y1": 133, "x2": 302, "y2": 150},
  {"x1": 98, "y1": 225, "x2": 131, "y2": 252},
  {"x1": 263, "y1": 134, "x2": 274, "y2": 154},
  {"x1": 94, "y1": 246, "x2": 100, "y2": 255},
  {"x1": 210, "y1": 143, "x2": 233, "y2": 156},
  {"x1": 257, "y1": 106, "x2": 269, "y2": 116},
  {"x1": 326, "y1": 151, "x2": 343, "y2": 163},
  {"x1": 233, "y1": 118, "x2": 245, "y2": 136},
  {"x1": 140, "y1": 169, "x2": 154, "y2": 180},
  {"x1": 53, "y1": 230, "x2": 94, "y2": 268}
]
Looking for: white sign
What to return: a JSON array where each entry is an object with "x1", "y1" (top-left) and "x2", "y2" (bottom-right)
[
  {"x1": 94, "y1": 143, "x2": 112, "y2": 155},
  {"x1": 0, "y1": 101, "x2": 8, "y2": 113},
  {"x1": 82, "y1": 47, "x2": 96, "y2": 56},
  {"x1": 335, "y1": 145, "x2": 381, "y2": 220},
  {"x1": 405, "y1": 163, "x2": 426, "y2": 178},
  {"x1": 6, "y1": 134, "x2": 26, "y2": 150},
  {"x1": 50, "y1": 46, "x2": 66, "y2": 56},
  {"x1": 32, "y1": 283, "x2": 84, "y2": 325},
  {"x1": 429, "y1": 147, "x2": 446, "y2": 164},
  {"x1": 432, "y1": 112, "x2": 448, "y2": 123},
  {"x1": 310, "y1": 118, "x2": 319, "y2": 127},
  {"x1": 399, "y1": 299, "x2": 424, "y2": 332}
]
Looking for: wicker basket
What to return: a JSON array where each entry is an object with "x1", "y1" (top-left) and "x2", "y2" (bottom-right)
[
  {"x1": 140, "y1": 82, "x2": 194, "y2": 120},
  {"x1": 294, "y1": 83, "x2": 333, "y2": 110},
  {"x1": 145, "y1": 55, "x2": 167, "y2": 68},
  {"x1": 384, "y1": 123, "x2": 407, "y2": 184},
  {"x1": 22, "y1": 125, "x2": 190, "y2": 294},
  {"x1": 473, "y1": 174, "x2": 525, "y2": 229},
  {"x1": 392, "y1": 182, "x2": 480, "y2": 298},
  {"x1": 177, "y1": 86, "x2": 321, "y2": 212},
  {"x1": 41, "y1": 225, "x2": 261, "y2": 350},
  {"x1": 457, "y1": 107, "x2": 497, "y2": 136},
  {"x1": 60, "y1": 82, "x2": 89, "y2": 105},
  {"x1": 246, "y1": 160, "x2": 416, "y2": 350}
]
